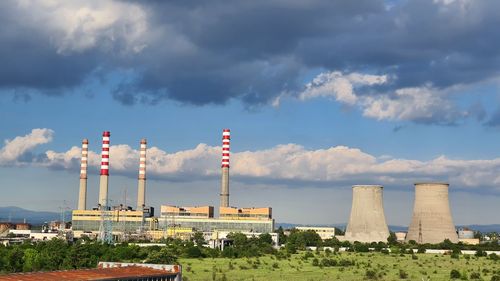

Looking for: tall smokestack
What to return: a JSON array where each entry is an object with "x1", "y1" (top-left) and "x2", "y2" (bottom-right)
[
  {"x1": 344, "y1": 185, "x2": 390, "y2": 243},
  {"x1": 137, "y1": 138, "x2": 147, "y2": 211},
  {"x1": 98, "y1": 131, "x2": 110, "y2": 209},
  {"x1": 77, "y1": 139, "x2": 88, "y2": 210},
  {"x1": 220, "y1": 129, "x2": 230, "y2": 207},
  {"x1": 406, "y1": 183, "x2": 458, "y2": 244}
]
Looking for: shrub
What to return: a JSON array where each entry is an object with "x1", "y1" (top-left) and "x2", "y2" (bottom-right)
[
  {"x1": 312, "y1": 258, "x2": 319, "y2": 266},
  {"x1": 303, "y1": 251, "x2": 314, "y2": 259},
  {"x1": 470, "y1": 272, "x2": 481, "y2": 279},
  {"x1": 491, "y1": 275, "x2": 500, "y2": 281},
  {"x1": 272, "y1": 262, "x2": 279, "y2": 269},
  {"x1": 450, "y1": 269, "x2": 461, "y2": 279},
  {"x1": 417, "y1": 245, "x2": 426, "y2": 254},
  {"x1": 338, "y1": 259, "x2": 355, "y2": 267},
  {"x1": 398, "y1": 269, "x2": 408, "y2": 279},
  {"x1": 365, "y1": 269, "x2": 378, "y2": 280},
  {"x1": 475, "y1": 249, "x2": 487, "y2": 257},
  {"x1": 489, "y1": 253, "x2": 499, "y2": 261}
]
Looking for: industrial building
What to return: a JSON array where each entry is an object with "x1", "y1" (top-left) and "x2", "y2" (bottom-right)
[
  {"x1": 296, "y1": 226, "x2": 336, "y2": 240},
  {"x1": 344, "y1": 185, "x2": 390, "y2": 243},
  {"x1": 157, "y1": 129, "x2": 274, "y2": 236},
  {"x1": 71, "y1": 129, "x2": 274, "y2": 242},
  {"x1": 159, "y1": 205, "x2": 274, "y2": 233},
  {"x1": 72, "y1": 132, "x2": 154, "y2": 240},
  {"x1": 406, "y1": 183, "x2": 459, "y2": 244}
]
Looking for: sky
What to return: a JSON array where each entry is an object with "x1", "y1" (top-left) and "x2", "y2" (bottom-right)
[{"x1": 1, "y1": 0, "x2": 500, "y2": 226}]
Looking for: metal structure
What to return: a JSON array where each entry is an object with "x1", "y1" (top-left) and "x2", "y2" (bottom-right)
[
  {"x1": 406, "y1": 183, "x2": 458, "y2": 244},
  {"x1": 220, "y1": 129, "x2": 230, "y2": 207},
  {"x1": 137, "y1": 138, "x2": 147, "y2": 211},
  {"x1": 98, "y1": 198, "x2": 113, "y2": 243},
  {"x1": 98, "y1": 131, "x2": 111, "y2": 209},
  {"x1": 78, "y1": 139, "x2": 89, "y2": 210},
  {"x1": 344, "y1": 185, "x2": 389, "y2": 243}
]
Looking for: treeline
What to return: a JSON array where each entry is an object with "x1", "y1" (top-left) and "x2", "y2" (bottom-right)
[
  {"x1": 278, "y1": 227, "x2": 500, "y2": 253},
  {"x1": 1, "y1": 229, "x2": 498, "y2": 274},
  {"x1": 0, "y1": 233, "x2": 275, "y2": 274}
]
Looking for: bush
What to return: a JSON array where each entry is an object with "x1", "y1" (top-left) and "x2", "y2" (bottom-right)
[
  {"x1": 312, "y1": 258, "x2": 319, "y2": 266},
  {"x1": 491, "y1": 275, "x2": 500, "y2": 281},
  {"x1": 398, "y1": 269, "x2": 408, "y2": 279},
  {"x1": 303, "y1": 251, "x2": 314, "y2": 259},
  {"x1": 338, "y1": 259, "x2": 355, "y2": 267},
  {"x1": 489, "y1": 253, "x2": 499, "y2": 261},
  {"x1": 353, "y1": 243, "x2": 370, "y2": 253},
  {"x1": 475, "y1": 249, "x2": 487, "y2": 257},
  {"x1": 450, "y1": 269, "x2": 461, "y2": 279},
  {"x1": 365, "y1": 269, "x2": 378, "y2": 280},
  {"x1": 470, "y1": 272, "x2": 481, "y2": 279},
  {"x1": 272, "y1": 262, "x2": 279, "y2": 269}
]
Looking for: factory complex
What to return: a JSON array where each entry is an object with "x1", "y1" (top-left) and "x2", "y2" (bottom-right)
[
  {"x1": 1, "y1": 129, "x2": 489, "y2": 247},
  {"x1": 70, "y1": 129, "x2": 275, "y2": 245}
]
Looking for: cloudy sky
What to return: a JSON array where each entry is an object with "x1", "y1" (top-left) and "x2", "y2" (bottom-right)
[{"x1": 1, "y1": 0, "x2": 500, "y2": 226}]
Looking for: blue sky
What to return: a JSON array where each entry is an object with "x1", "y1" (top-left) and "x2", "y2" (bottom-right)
[{"x1": 1, "y1": 0, "x2": 500, "y2": 225}]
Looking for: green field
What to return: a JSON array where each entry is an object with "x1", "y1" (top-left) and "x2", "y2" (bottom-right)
[{"x1": 180, "y1": 251, "x2": 499, "y2": 281}]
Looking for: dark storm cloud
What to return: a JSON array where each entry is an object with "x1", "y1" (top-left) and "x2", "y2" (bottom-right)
[{"x1": 1, "y1": 0, "x2": 499, "y2": 110}]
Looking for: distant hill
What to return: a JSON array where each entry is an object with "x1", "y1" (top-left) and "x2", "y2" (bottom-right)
[
  {"x1": 276, "y1": 223, "x2": 408, "y2": 232},
  {"x1": 0, "y1": 206, "x2": 67, "y2": 225},
  {"x1": 458, "y1": 224, "x2": 500, "y2": 233}
]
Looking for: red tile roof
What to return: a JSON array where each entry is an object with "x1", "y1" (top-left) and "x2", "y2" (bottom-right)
[{"x1": 0, "y1": 266, "x2": 179, "y2": 281}]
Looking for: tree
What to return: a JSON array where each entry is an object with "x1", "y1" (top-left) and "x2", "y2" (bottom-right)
[
  {"x1": 192, "y1": 231, "x2": 205, "y2": 247},
  {"x1": 387, "y1": 232, "x2": 397, "y2": 245},
  {"x1": 6, "y1": 247, "x2": 24, "y2": 272},
  {"x1": 22, "y1": 249, "x2": 41, "y2": 272},
  {"x1": 276, "y1": 226, "x2": 287, "y2": 245},
  {"x1": 145, "y1": 247, "x2": 178, "y2": 264}
]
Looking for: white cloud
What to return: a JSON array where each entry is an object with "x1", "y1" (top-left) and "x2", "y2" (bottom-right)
[
  {"x1": 14, "y1": 0, "x2": 148, "y2": 54},
  {"x1": 0, "y1": 128, "x2": 54, "y2": 163},
  {"x1": 294, "y1": 71, "x2": 468, "y2": 124},
  {"x1": 362, "y1": 86, "x2": 466, "y2": 123},
  {"x1": 2, "y1": 129, "x2": 500, "y2": 192},
  {"x1": 299, "y1": 71, "x2": 387, "y2": 104}
]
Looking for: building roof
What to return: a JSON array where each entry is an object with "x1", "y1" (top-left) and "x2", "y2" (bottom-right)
[{"x1": 0, "y1": 266, "x2": 178, "y2": 281}]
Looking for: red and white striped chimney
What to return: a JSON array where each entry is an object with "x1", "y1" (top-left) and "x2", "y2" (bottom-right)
[
  {"x1": 137, "y1": 138, "x2": 147, "y2": 211},
  {"x1": 77, "y1": 139, "x2": 88, "y2": 210},
  {"x1": 220, "y1": 129, "x2": 230, "y2": 207},
  {"x1": 98, "y1": 131, "x2": 110, "y2": 209}
]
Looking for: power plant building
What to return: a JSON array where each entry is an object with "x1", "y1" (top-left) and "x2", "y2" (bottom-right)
[
  {"x1": 406, "y1": 183, "x2": 458, "y2": 244},
  {"x1": 71, "y1": 129, "x2": 274, "y2": 240},
  {"x1": 72, "y1": 133, "x2": 155, "y2": 238},
  {"x1": 344, "y1": 185, "x2": 390, "y2": 243},
  {"x1": 159, "y1": 205, "x2": 274, "y2": 233}
]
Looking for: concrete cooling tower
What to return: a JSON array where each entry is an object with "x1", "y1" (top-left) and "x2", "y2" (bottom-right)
[
  {"x1": 406, "y1": 183, "x2": 458, "y2": 244},
  {"x1": 344, "y1": 185, "x2": 390, "y2": 243}
]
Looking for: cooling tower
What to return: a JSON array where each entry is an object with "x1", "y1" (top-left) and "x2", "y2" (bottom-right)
[
  {"x1": 406, "y1": 183, "x2": 458, "y2": 244},
  {"x1": 77, "y1": 139, "x2": 88, "y2": 210},
  {"x1": 220, "y1": 129, "x2": 230, "y2": 207},
  {"x1": 344, "y1": 185, "x2": 390, "y2": 243},
  {"x1": 137, "y1": 138, "x2": 147, "y2": 211},
  {"x1": 98, "y1": 131, "x2": 110, "y2": 209}
]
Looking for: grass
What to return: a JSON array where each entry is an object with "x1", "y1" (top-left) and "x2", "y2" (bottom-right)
[{"x1": 179, "y1": 251, "x2": 499, "y2": 281}]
